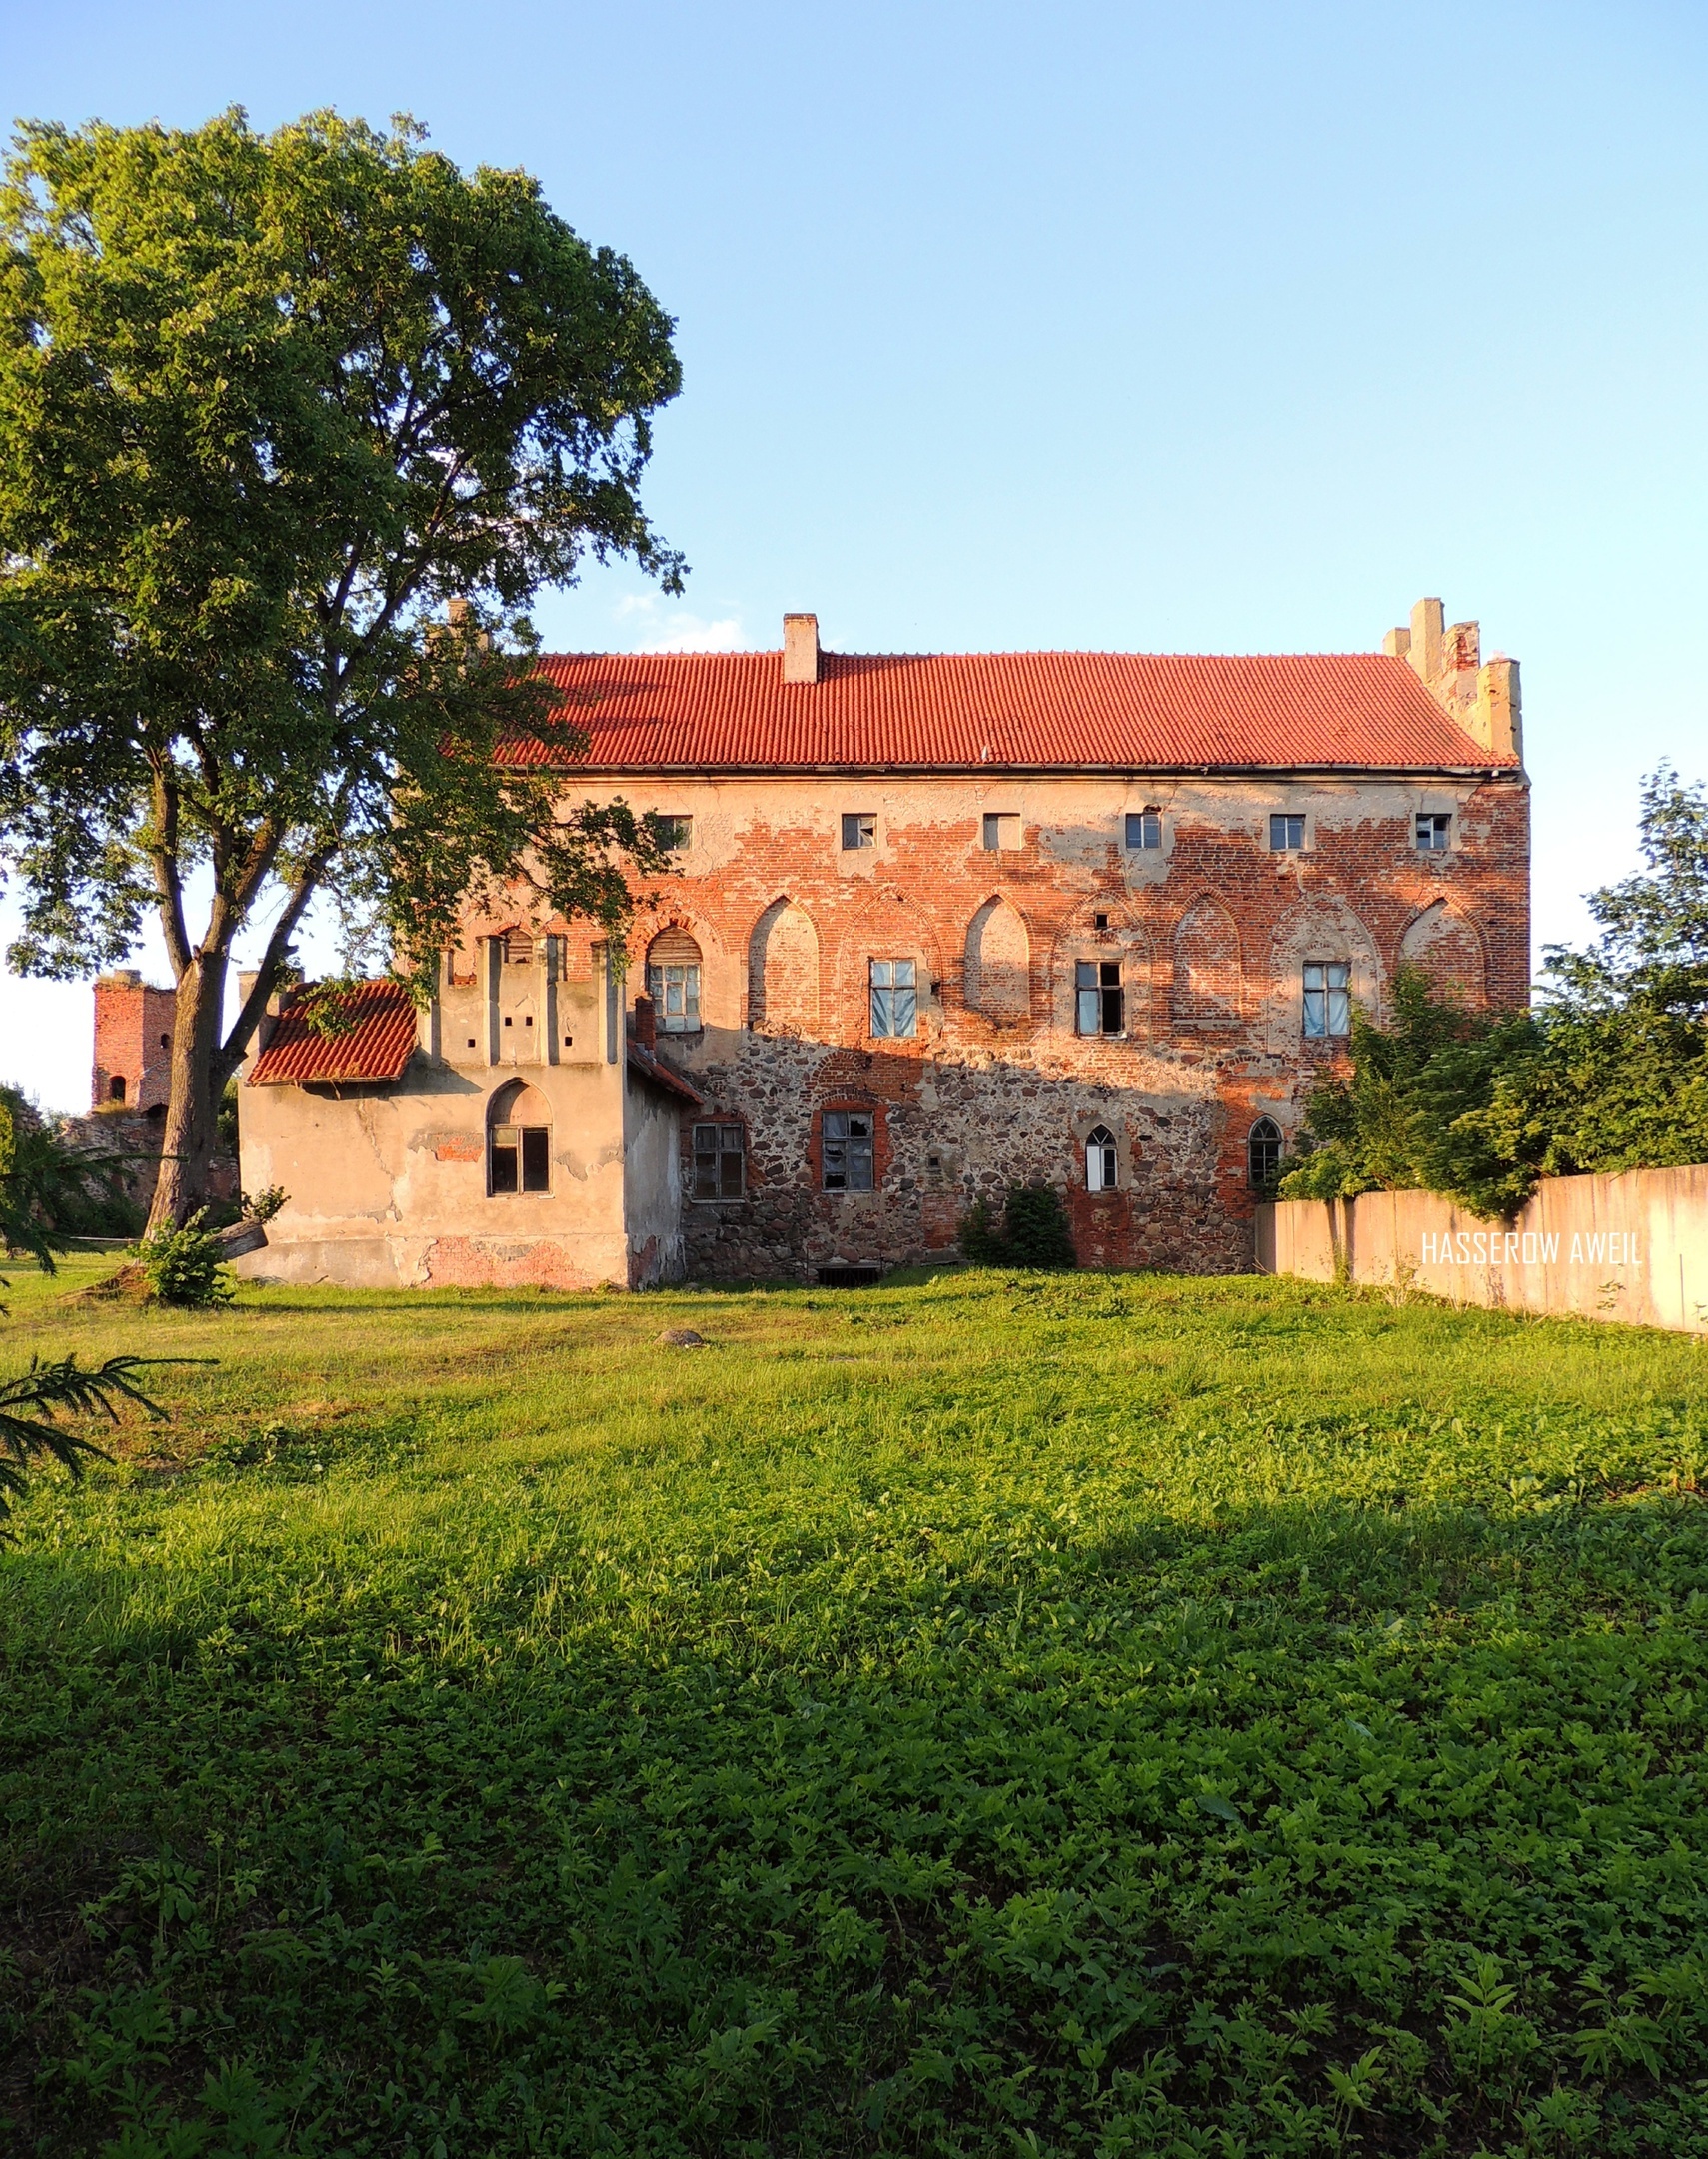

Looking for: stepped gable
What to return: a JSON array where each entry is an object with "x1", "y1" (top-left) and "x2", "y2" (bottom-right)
[{"x1": 496, "y1": 646, "x2": 1515, "y2": 775}]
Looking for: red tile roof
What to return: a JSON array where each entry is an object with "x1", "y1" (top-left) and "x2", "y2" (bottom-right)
[
  {"x1": 249, "y1": 981, "x2": 418, "y2": 1087},
  {"x1": 502, "y1": 648, "x2": 1514, "y2": 774}
]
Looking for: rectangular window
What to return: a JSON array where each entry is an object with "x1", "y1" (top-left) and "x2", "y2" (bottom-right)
[
  {"x1": 982, "y1": 812, "x2": 1021, "y2": 850},
  {"x1": 647, "y1": 963, "x2": 702, "y2": 1033},
  {"x1": 869, "y1": 958, "x2": 917, "y2": 1038},
  {"x1": 489, "y1": 1125, "x2": 520, "y2": 1193},
  {"x1": 1125, "y1": 809, "x2": 1162, "y2": 850},
  {"x1": 1075, "y1": 959, "x2": 1124, "y2": 1036},
  {"x1": 655, "y1": 814, "x2": 693, "y2": 851},
  {"x1": 842, "y1": 812, "x2": 876, "y2": 850},
  {"x1": 822, "y1": 1109, "x2": 874, "y2": 1191},
  {"x1": 693, "y1": 1122, "x2": 744, "y2": 1199},
  {"x1": 1302, "y1": 961, "x2": 1351, "y2": 1038},
  {"x1": 1269, "y1": 813, "x2": 1305, "y2": 852},
  {"x1": 1416, "y1": 812, "x2": 1451, "y2": 852},
  {"x1": 521, "y1": 1127, "x2": 551, "y2": 1192}
]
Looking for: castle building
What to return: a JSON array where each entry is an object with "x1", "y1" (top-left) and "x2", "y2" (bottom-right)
[{"x1": 234, "y1": 597, "x2": 1527, "y2": 1289}]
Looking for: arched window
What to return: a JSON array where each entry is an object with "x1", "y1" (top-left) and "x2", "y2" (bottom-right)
[
  {"x1": 488, "y1": 1080, "x2": 551, "y2": 1195},
  {"x1": 1086, "y1": 1124, "x2": 1117, "y2": 1192},
  {"x1": 108, "y1": 1074, "x2": 126, "y2": 1104},
  {"x1": 647, "y1": 927, "x2": 703, "y2": 1033},
  {"x1": 1248, "y1": 1117, "x2": 1283, "y2": 1190}
]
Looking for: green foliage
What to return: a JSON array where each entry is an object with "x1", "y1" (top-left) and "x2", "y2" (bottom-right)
[
  {"x1": 1277, "y1": 969, "x2": 1542, "y2": 1217},
  {"x1": 130, "y1": 1210, "x2": 234, "y2": 1307},
  {"x1": 0, "y1": 1084, "x2": 139, "y2": 1269},
  {"x1": 1281, "y1": 769, "x2": 1708, "y2": 1217},
  {"x1": 0, "y1": 1352, "x2": 163, "y2": 1534},
  {"x1": 960, "y1": 1182, "x2": 1078, "y2": 1268},
  {"x1": 0, "y1": 108, "x2": 684, "y2": 1220},
  {"x1": 5, "y1": 1264, "x2": 1708, "y2": 2154}
]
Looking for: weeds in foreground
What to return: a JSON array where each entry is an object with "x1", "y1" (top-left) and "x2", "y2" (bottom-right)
[{"x1": 1, "y1": 1263, "x2": 1706, "y2": 2155}]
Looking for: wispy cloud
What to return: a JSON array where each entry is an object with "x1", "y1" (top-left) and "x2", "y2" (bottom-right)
[{"x1": 616, "y1": 594, "x2": 748, "y2": 654}]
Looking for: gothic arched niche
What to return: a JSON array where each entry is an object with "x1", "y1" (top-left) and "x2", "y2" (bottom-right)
[
  {"x1": 1265, "y1": 898, "x2": 1383, "y2": 1052},
  {"x1": 749, "y1": 900, "x2": 820, "y2": 1035},
  {"x1": 964, "y1": 896, "x2": 1031, "y2": 1019},
  {"x1": 1172, "y1": 897, "x2": 1242, "y2": 1024},
  {"x1": 1399, "y1": 902, "x2": 1486, "y2": 1006}
]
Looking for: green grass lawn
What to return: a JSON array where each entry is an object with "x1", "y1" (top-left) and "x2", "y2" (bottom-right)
[{"x1": 3, "y1": 1258, "x2": 1707, "y2": 2158}]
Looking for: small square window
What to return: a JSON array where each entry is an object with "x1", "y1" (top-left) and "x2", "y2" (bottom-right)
[
  {"x1": 655, "y1": 814, "x2": 693, "y2": 851},
  {"x1": 822, "y1": 1108, "x2": 874, "y2": 1191},
  {"x1": 693, "y1": 1122, "x2": 745, "y2": 1199},
  {"x1": 1270, "y1": 813, "x2": 1306, "y2": 852},
  {"x1": 842, "y1": 812, "x2": 876, "y2": 850},
  {"x1": 869, "y1": 958, "x2": 916, "y2": 1038},
  {"x1": 982, "y1": 812, "x2": 1021, "y2": 850},
  {"x1": 1303, "y1": 961, "x2": 1351, "y2": 1038},
  {"x1": 1075, "y1": 959, "x2": 1124, "y2": 1036},
  {"x1": 1416, "y1": 813, "x2": 1451, "y2": 852},
  {"x1": 1125, "y1": 809, "x2": 1162, "y2": 850}
]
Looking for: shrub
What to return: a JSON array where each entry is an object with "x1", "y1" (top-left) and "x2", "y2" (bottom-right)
[
  {"x1": 131, "y1": 1211, "x2": 235, "y2": 1308},
  {"x1": 960, "y1": 1183, "x2": 1077, "y2": 1269}
]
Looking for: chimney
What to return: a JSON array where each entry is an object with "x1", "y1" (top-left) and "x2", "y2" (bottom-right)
[
  {"x1": 1470, "y1": 656, "x2": 1523, "y2": 763},
  {"x1": 631, "y1": 993, "x2": 657, "y2": 1052},
  {"x1": 783, "y1": 612, "x2": 821, "y2": 685},
  {"x1": 1407, "y1": 597, "x2": 1444, "y2": 686}
]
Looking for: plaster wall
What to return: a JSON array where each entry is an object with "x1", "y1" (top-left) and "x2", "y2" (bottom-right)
[
  {"x1": 236, "y1": 1040, "x2": 636, "y2": 1291},
  {"x1": 1258, "y1": 1166, "x2": 1708, "y2": 1333}
]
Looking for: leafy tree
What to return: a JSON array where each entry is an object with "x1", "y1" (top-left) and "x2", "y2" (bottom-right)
[
  {"x1": 1277, "y1": 971, "x2": 1540, "y2": 1217},
  {"x1": 0, "y1": 109, "x2": 684, "y2": 1229},
  {"x1": 1281, "y1": 768, "x2": 1708, "y2": 1216}
]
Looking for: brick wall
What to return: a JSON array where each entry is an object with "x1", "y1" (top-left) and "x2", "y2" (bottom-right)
[
  {"x1": 458, "y1": 767, "x2": 1529, "y2": 1281},
  {"x1": 91, "y1": 972, "x2": 177, "y2": 1113}
]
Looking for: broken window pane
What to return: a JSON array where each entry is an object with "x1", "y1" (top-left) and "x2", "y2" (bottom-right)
[
  {"x1": 842, "y1": 812, "x2": 875, "y2": 850},
  {"x1": 822, "y1": 1108, "x2": 874, "y2": 1191},
  {"x1": 1415, "y1": 812, "x2": 1451, "y2": 852}
]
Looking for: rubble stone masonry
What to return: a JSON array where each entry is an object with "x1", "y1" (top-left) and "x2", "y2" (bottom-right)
[{"x1": 459, "y1": 765, "x2": 1528, "y2": 1281}]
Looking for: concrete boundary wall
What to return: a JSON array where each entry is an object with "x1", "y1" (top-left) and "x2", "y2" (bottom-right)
[{"x1": 1256, "y1": 1163, "x2": 1708, "y2": 1334}]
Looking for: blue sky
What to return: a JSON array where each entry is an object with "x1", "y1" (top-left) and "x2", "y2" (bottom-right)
[{"x1": 2, "y1": 0, "x2": 1704, "y2": 1109}]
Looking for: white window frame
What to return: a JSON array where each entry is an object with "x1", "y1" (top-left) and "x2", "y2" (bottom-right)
[
  {"x1": 1125, "y1": 809, "x2": 1162, "y2": 851},
  {"x1": 1415, "y1": 812, "x2": 1451, "y2": 853},
  {"x1": 647, "y1": 960, "x2": 702, "y2": 1034},
  {"x1": 1086, "y1": 1125, "x2": 1118, "y2": 1191},
  {"x1": 1269, "y1": 812, "x2": 1306, "y2": 852}
]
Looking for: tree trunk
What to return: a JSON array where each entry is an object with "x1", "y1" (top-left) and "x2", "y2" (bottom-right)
[{"x1": 145, "y1": 950, "x2": 230, "y2": 1232}]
